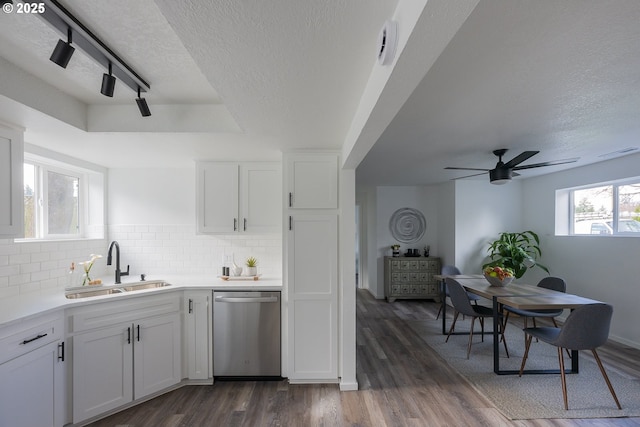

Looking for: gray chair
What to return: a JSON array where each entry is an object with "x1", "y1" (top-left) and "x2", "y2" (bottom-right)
[
  {"x1": 445, "y1": 278, "x2": 509, "y2": 359},
  {"x1": 502, "y1": 277, "x2": 567, "y2": 334},
  {"x1": 436, "y1": 265, "x2": 480, "y2": 320},
  {"x1": 519, "y1": 303, "x2": 621, "y2": 410}
]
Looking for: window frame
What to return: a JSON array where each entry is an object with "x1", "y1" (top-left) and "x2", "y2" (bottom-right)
[
  {"x1": 18, "y1": 146, "x2": 106, "y2": 242},
  {"x1": 567, "y1": 177, "x2": 640, "y2": 236}
]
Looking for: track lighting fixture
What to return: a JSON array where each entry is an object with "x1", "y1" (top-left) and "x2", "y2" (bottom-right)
[
  {"x1": 100, "y1": 62, "x2": 116, "y2": 97},
  {"x1": 39, "y1": 0, "x2": 150, "y2": 116},
  {"x1": 49, "y1": 27, "x2": 75, "y2": 68},
  {"x1": 136, "y1": 87, "x2": 151, "y2": 117}
]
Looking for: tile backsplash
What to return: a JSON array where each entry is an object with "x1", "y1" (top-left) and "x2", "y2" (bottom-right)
[
  {"x1": 0, "y1": 224, "x2": 282, "y2": 298},
  {"x1": 108, "y1": 224, "x2": 282, "y2": 280}
]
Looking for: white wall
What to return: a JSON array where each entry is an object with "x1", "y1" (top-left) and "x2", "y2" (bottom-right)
[
  {"x1": 454, "y1": 180, "x2": 524, "y2": 275},
  {"x1": 356, "y1": 186, "x2": 378, "y2": 297},
  {"x1": 521, "y1": 153, "x2": 640, "y2": 348},
  {"x1": 372, "y1": 185, "x2": 440, "y2": 298},
  {"x1": 437, "y1": 181, "x2": 456, "y2": 267},
  {"x1": 107, "y1": 168, "x2": 282, "y2": 279}
]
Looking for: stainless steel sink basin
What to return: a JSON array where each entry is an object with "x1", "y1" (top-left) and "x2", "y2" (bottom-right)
[{"x1": 65, "y1": 281, "x2": 171, "y2": 299}]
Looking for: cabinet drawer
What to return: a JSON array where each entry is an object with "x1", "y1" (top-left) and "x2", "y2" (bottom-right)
[
  {"x1": 69, "y1": 294, "x2": 180, "y2": 333},
  {"x1": 0, "y1": 312, "x2": 64, "y2": 364}
]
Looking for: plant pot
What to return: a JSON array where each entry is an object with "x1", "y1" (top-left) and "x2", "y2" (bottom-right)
[{"x1": 246, "y1": 266, "x2": 257, "y2": 276}]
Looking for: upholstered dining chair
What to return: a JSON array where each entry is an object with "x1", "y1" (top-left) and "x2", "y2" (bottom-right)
[
  {"x1": 445, "y1": 278, "x2": 509, "y2": 359},
  {"x1": 519, "y1": 303, "x2": 621, "y2": 410},
  {"x1": 502, "y1": 276, "x2": 567, "y2": 336},
  {"x1": 436, "y1": 265, "x2": 480, "y2": 320}
]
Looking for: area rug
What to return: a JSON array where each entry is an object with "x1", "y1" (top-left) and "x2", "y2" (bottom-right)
[{"x1": 408, "y1": 317, "x2": 640, "y2": 420}]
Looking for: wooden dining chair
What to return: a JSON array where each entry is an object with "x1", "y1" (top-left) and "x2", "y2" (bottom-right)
[
  {"x1": 445, "y1": 278, "x2": 509, "y2": 359},
  {"x1": 519, "y1": 303, "x2": 622, "y2": 410}
]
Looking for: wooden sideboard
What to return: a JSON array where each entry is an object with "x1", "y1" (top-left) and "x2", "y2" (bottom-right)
[{"x1": 384, "y1": 256, "x2": 441, "y2": 302}]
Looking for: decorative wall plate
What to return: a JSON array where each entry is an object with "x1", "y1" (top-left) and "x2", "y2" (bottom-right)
[{"x1": 389, "y1": 207, "x2": 426, "y2": 243}]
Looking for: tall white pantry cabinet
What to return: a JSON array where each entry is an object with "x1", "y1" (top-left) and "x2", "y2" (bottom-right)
[{"x1": 285, "y1": 153, "x2": 339, "y2": 381}]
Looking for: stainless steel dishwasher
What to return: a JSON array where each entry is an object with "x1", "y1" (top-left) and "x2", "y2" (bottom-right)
[{"x1": 213, "y1": 291, "x2": 281, "y2": 378}]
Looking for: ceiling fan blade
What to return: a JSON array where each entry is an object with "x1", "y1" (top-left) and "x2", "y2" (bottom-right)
[
  {"x1": 503, "y1": 151, "x2": 539, "y2": 168},
  {"x1": 512, "y1": 157, "x2": 579, "y2": 171},
  {"x1": 444, "y1": 167, "x2": 491, "y2": 171},
  {"x1": 450, "y1": 171, "x2": 488, "y2": 180}
]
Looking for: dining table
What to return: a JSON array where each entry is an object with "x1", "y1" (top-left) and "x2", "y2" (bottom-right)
[{"x1": 434, "y1": 274, "x2": 604, "y2": 375}]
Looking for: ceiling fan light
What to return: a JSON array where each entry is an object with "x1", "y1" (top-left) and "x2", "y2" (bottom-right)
[{"x1": 490, "y1": 168, "x2": 512, "y2": 184}]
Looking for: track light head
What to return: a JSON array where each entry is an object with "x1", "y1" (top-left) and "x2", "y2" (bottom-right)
[
  {"x1": 136, "y1": 87, "x2": 151, "y2": 117},
  {"x1": 50, "y1": 28, "x2": 75, "y2": 68},
  {"x1": 50, "y1": 40, "x2": 75, "y2": 68},
  {"x1": 100, "y1": 63, "x2": 116, "y2": 97}
]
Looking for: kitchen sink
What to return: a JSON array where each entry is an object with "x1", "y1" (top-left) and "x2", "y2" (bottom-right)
[{"x1": 65, "y1": 281, "x2": 171, "y2": 299}]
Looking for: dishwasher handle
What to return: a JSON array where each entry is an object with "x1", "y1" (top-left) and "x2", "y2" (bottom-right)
[{"x1": 215, "y1": 296, "x2": 278, "y2": 303}]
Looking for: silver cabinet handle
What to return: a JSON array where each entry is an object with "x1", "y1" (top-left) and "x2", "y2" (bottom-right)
[{"x1": 215, "y1": 296, "x2": 278, "y2": 303}]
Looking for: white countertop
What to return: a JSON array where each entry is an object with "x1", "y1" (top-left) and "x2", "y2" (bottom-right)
[{"x1": 0, "y1": 275, "x2": 283, "y2": 328}]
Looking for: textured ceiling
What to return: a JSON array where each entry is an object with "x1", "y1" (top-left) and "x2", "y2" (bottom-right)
[
  {"x1": 356, "y1": 0, "x2": 640, "y2": 185},
  {"x1": 0, "y1": 0, "x2": 638, "y2": 180},
  {"x1": 0, "y1": 0, "x2": 219, "y2": 105}
]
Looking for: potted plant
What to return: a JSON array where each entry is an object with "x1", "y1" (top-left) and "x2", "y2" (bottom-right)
[
  {"x1": 245, "y1": 257, "x2": 258, "y2": 276},
  {"x1": 390, "y1": 244, "x2": 401, "y2": 257},
  {"x1": 482, "y1": 231, "x2": 549, "y2": 279}
]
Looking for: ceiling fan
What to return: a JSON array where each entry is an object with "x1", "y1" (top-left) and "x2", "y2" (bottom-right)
[{"x1": 445, "y1": 149, "x2": 579, "y2": 185}]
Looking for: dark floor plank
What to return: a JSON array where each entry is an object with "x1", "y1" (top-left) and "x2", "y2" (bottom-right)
[{"x1": 88, "y1": 290, "x2": 640, "y2": 427}]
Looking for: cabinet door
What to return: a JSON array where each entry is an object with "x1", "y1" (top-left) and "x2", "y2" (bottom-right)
[
  {"x1": 0, "y1": 340, "x2": 65, "y2": 427},
  {"x1": 240, "y1": 163, "x2": 281, "y2": 233},
  {"x1": 197, "y1": 162, "x2": 239, "y2": 233},
  {"x1": 286, "y1": 153, "x2": 338, "y2": 209},
  {"x1": 0, "y1": 127, "x2": 24, "y2": 237},
  {"x1": 73, "y1": 324, "x2": 133, "y2": 423},
  {"x1": 184, "y1": 292, "x2": 210, "y2": 380},
  {"x1": 133, "y1": 313, "x2": 181, "y2": 398},
  {"x1": 287, "y1": 214, "x2": 338, "y2": 380}
]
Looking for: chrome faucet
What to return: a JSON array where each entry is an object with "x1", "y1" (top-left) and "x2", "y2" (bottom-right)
[{"x1": 107, "y1": 240, "x2": 129, "y2": 284}]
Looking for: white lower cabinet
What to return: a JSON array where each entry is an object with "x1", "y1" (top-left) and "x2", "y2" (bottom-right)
[
  {"x1": 70, "y1": 295, "x2": 181, "y2": 423},
  {"x1": 0, "y1": 313, "x2": 66, "y2": 427},
  {"x1": 184, "y1": 291, "x2": 211, "y2": 380}
]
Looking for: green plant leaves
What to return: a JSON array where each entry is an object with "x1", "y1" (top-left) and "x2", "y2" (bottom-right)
[{"x1": 482, "y1": 231, "x2": 549, "y2": 278}]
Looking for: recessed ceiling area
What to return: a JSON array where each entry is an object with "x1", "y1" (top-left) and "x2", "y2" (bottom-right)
[{"x1": 1, "y1": 0, "x2": 639, "y2": 177}]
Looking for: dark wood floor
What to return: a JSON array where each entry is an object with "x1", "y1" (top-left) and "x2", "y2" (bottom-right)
[{"x1": 88, "y1": 289, "x2": 640, "y2": 427}]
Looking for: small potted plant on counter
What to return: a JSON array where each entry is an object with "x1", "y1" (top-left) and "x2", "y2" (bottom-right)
[{"x1": 245, "y1": 257, "x2": 258, "y2": 276}]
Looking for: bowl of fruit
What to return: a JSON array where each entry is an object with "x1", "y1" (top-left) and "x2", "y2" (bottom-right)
[{"x1": 483, "y1": 266, "x2": 514, "y2": 287}]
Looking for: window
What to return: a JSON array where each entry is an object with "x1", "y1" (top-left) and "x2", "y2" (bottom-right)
[
  {"x1": 24, "y1": 161, "x2": 81, "y2": 239},
  {"x1": 570, "y1": 179, "x2": 640, "y2": 235},
  {"x1": 20, "y1": 149, "x2": 105, "y2": 241}
]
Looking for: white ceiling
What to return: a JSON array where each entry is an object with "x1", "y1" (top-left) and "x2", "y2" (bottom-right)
[
  {"x1": 357, "y1": 0, "x2": 640, "y2": 186},
  {"x1": 0, "y1": 0, "x2": 639, "y2": 183}
]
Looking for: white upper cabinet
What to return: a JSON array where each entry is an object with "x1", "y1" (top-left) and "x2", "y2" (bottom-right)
[
  {"x1": 0, "y1": 125, "x2": 24, "y2": 238},
  {"x1": 197, "y1": 162, "x2": 281, "y2": 234},
  {"x1": 285, "y1": 153, "x2": 338, "y2": 209}
]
